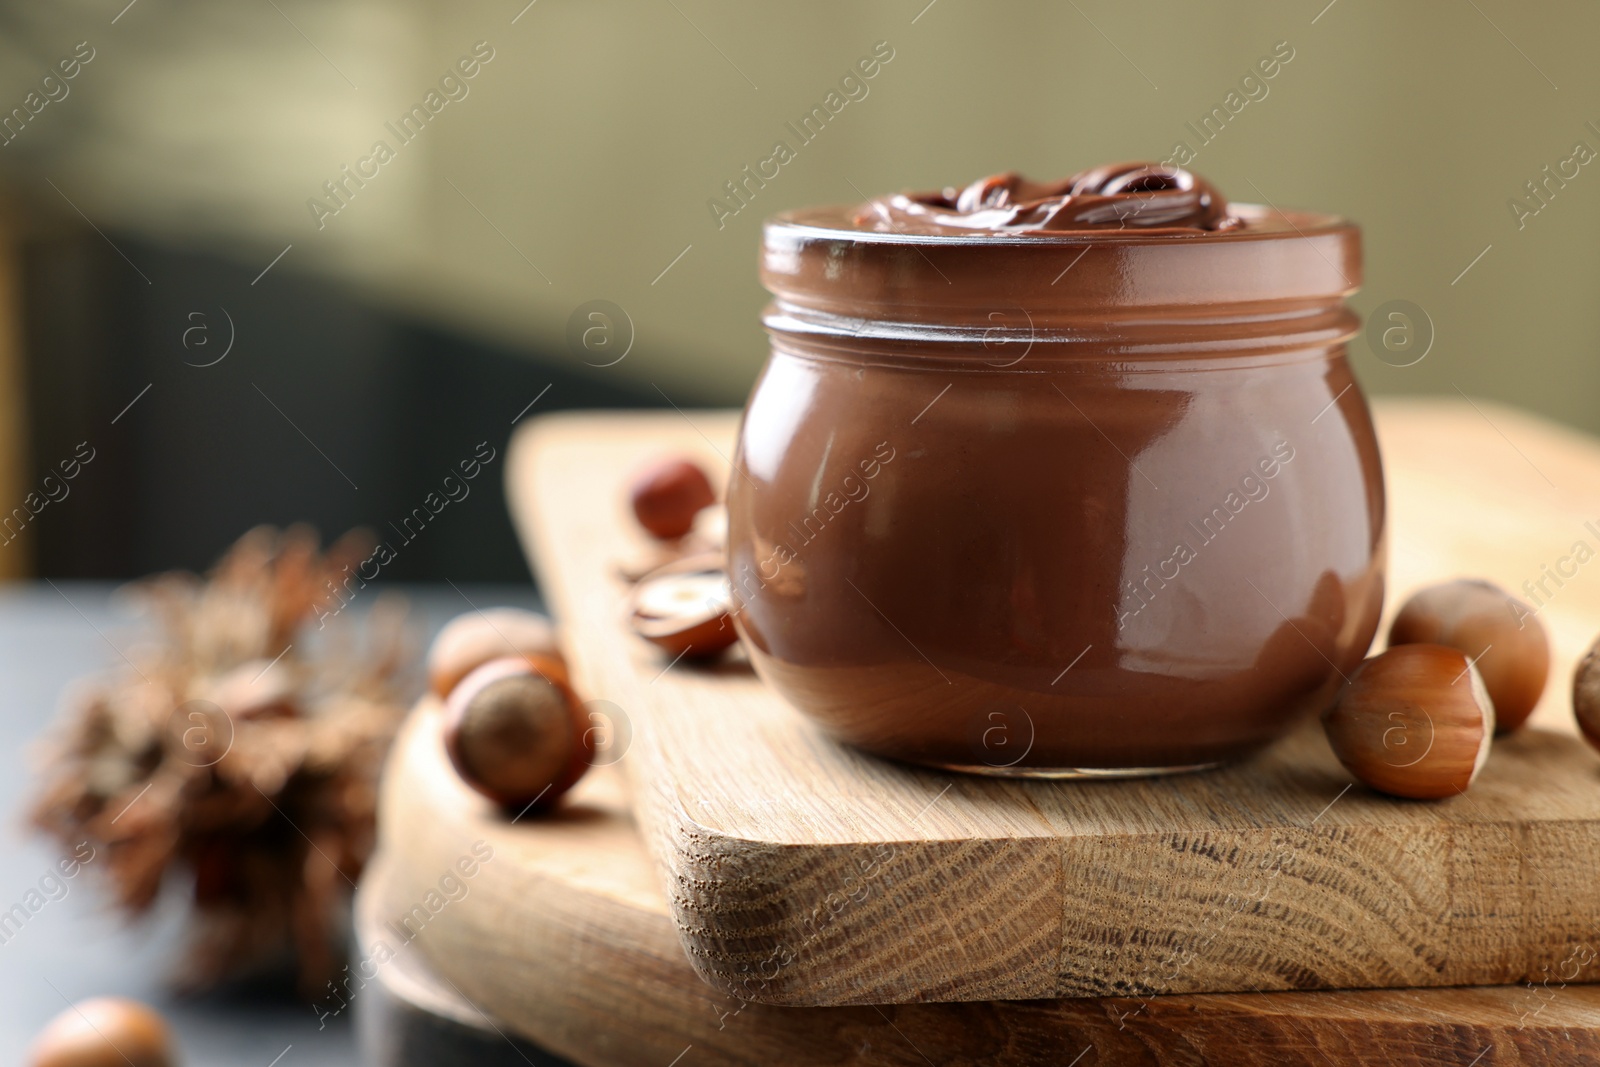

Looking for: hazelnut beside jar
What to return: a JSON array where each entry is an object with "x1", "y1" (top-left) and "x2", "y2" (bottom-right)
[{"x1": 1387, "y1": 579, "x2": 1548, "y2": 733}]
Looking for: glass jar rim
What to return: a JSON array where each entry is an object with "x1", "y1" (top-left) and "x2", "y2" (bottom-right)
[
  {"x1": 761, "y1": 203, "x2": 1360, "y2": 333},
  {"x1": 766, "y1": 202, "x2": 1350, "y2": 247}
]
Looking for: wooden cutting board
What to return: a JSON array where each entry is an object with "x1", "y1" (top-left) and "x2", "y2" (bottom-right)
[
  {"x1": 351, "y1": 857, "x2": 555, "y2": 1067},
  {"x1": 368, "y1": 704, "x2": 1600, "y2": 1066},
  {"x1": 507, "y1": 398, "x2": 1600, "y2": 1007}
]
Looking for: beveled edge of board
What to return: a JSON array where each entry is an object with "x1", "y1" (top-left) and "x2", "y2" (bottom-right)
[
  {"x1": 367, "y1": 698, "x2": 1600, "y2": 1066},
  {"x1": 644, "y1": 727, "x2": 1600, "y2": 1005}
]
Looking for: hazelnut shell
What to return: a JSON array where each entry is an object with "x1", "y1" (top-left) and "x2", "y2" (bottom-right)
[
  {"x1": 1322, "y1": 643, "x2": 1494, "y2": 800},
  {"x1": 441, "y1": 655, "x2": 592, "y2": 810},
  {"x1": 627, "y1": 553, "x2": 738, "y2": 659},
  {"x1": 29, "y1": 997, "x2": 175, "y2": 1067},
  {"x1": 1572, "y1": 636, "x2": 1600, "y2": 752},
  {"x1": 1387, "y1": 578, "x2": 1548, "y2": 733},
  {"x1": 427, "y1": 608, "x2": 564, "y2": 698},
  {"x1": 629, "y1": 457, "x2": 716, "y2": 541}
]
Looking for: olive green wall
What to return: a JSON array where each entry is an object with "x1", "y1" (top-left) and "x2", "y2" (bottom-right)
[{"x1": 0, "y1": 0, "x2": 1595, "y2": 424}]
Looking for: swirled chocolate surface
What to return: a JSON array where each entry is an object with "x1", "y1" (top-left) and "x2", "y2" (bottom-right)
[{"x1": 856, "y1": 162, "x2": 1242, "y2": 235}]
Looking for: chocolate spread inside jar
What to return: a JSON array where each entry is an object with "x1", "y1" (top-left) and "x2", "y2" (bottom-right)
[
  {"x1": 860, "y1": 162, "x2": 1241, "y2": 234},
  {"x1": 728, "y1": 163, "x2": 1384, "y2": 776}
]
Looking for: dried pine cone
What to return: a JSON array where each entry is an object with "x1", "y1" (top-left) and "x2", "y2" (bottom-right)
[{"x1": 30, "y1": 525, "x2": 415, "y2": 997}]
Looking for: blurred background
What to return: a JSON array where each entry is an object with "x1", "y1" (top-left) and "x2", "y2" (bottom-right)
[
  {"x1": 0, "y1": 0, "x2": 1591, "y2": 583},
  {"x1": 0, "y1": 3, "x2": 1594, "y2": 1062}
]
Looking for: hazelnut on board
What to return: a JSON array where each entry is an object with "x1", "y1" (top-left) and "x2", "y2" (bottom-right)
[
  {"x1": 441, "y1": 656, "x2": 592, "y2": 810},
  {"x1": 1387, "y1": 578, "x2": 1548, "y2": 733},
  {"x1": 627, "y1": 552, "x2": 738, "y2": 659},
  {"x1": 1322, "y1": 644, "x2": 1494, "y2": 800},
  {"x1": 29, "y1": 997, "x2": 176, "y2": 1067},
  {"x1": 1572, "y1": 636, "x2": 1600, "y2": 753},
  {"x1": 427, "y1": 608, "x2": 563, "y2": 698},
  {"x1": 629, "y1": 457, "x2": 716, "y2": 540}
]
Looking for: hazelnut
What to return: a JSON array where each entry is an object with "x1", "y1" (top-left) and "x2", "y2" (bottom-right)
[
  {"x1": 427, "y1": 608, "x2": 563, "y2": 698},
  {"x1": 442, "y1": 656, "x2": 592, "y2": 810},
  {"x1": 627, "y1": 553, "x2": 738, "y2": 659},
  {"x1": 629, "y1": 457, "x2": 716, "y2": 540},
  {"x1": 1322, "y1": 644, "x2": 1494, "y2": 800},
  {"x1": 1387, "y1": 578, "x2": 1549, "y2": 733},
  {"x1": 29, "y1": 997, "x2": 176, "y2": 1067},
  {"x1": 1572, "y1": 636, "x2": 1600, "y2": 752}
]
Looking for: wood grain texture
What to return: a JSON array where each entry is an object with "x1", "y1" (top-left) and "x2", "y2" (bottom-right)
[
  {"x1": 351, "y1": 871, "x2": 558, "y2": 1067},
  {"x1": 505, "y1": 398, "x2": 1600, "y2": 1006},
  {"x1": 370, "y1": 705, "x2": 1600, "y2": 1067}
]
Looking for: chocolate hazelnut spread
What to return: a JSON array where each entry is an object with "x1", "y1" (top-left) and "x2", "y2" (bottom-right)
[
  {"x1": 728, "y1": 165, "x2": 1384, "y2": 775},
  {"x1": 858, "y1": 162, "x2": 1241, "y2": 235}
]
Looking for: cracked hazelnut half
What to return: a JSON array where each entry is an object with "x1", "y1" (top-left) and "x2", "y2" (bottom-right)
[
  {"x1": 1322, "y1": 643, "x2": 1494, "y2": 800},
  {"x1": 442, "y1": 655, "x2": 592, "y2": 811},
  {"x1": 1387, "y1": 578, "x2": 1548, "y2": 733},
  {"x1": 627, "y1": 553, "x2": 738, "y2": 659}
]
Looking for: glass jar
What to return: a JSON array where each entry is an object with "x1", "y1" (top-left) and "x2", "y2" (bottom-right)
[{"x1": 726, "y1": 172, "x2": 1384, "y2": 776}]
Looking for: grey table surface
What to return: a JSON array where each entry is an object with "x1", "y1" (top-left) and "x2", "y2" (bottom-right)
[{"x1": 0, "y1": 581, "x2": 545, "y2": 1066}]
